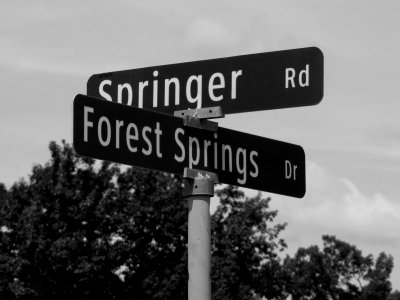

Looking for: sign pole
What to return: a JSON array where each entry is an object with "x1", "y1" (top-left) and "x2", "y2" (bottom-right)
[
  {"x1": 177, "y1": 108, "x2": 221, "y2": 300},
  {"x1": 183, "y1": 169, "x2": 217, "y2": 300},
  {"x1": 78, "y1": 45, "x2": 322, "y2": 299}
]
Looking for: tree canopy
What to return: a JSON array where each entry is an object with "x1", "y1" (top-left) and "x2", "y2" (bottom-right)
[
  {"x1": 0, "y1": 141, "x2": 287, "y2": 299},
  {"x1": 0, "y1": 141, "x2": 398, "y2": 299},
  {"x1": 283, "y1": 235, "x2": 395, "y2": 300}
]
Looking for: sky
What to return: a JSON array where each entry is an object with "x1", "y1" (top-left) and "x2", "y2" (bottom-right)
[{"x1": 1, "y1": 0, "x2": 399, "y2": 291}]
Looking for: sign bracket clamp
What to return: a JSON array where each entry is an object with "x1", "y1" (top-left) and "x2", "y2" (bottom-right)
[
  {"x1": 174, "y1": 106, "x2": 224, "y2": 132},
  {"x1": 182, "y1": 167, "x2": 218, "y2": 198},
  {"x1": 175, "y1": 106, "x2": 222, "y2": 195}
]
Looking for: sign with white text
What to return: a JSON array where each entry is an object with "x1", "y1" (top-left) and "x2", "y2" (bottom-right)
[
  {"x1": 87, "y1": 47, "x2": 323, "y2": 115},
  {"x1": 73, "y1": 94, "x2": 306, "y2": 197}
]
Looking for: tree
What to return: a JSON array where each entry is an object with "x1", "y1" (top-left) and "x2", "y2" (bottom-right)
[
  {"x1": 388, "y1": 290, "x2": 400, "y2": 300},
  {"x1": 2, "y1": 141, "x2": 396, "y2": 299},
  {"x1": 283, "y1": 235, "x2": 394, "y2": 300},
  {"x1": 361, "y1": 252, "x2": 393, "y2": 300},
  {"x1": 0, "y1": 183, "x2": 16, "y2": 299},
  {"x1": 211, "y1": 186, "x2": 288, "y2": 300},
  {"x1": 0, "y1": 141, "x2": 288, "y2": 299},
  {"x1": 0, "y1": 141, "x2": 188, "y2": 299}
]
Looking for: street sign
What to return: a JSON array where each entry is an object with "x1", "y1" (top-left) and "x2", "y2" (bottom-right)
[
  {"x1": 87, "y1": 47, "x2": 323, "y2": 115},
  {"x1": 73, "y1": 94, "x2": 306, "y2": 197}
]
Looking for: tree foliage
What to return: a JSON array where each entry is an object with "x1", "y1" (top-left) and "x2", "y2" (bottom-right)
[
  {"x1": 211, "y1": 186, "x2": 287, "y2": 300},
  {"x1": 0, "y1": 141, "x2": 397, "y2": 299},
  {"x1": 0, "y1": 141, "x2": 187, "y2": 299},
  {"x1": 389, "y1": 290, "x2": 400, "y2": 300},
  {"x1": 0, "y1": 141, "x2": 289, "y2": 299},
  {"x1": 283, "y1": 235, "x2": 395, "y2": 300}
]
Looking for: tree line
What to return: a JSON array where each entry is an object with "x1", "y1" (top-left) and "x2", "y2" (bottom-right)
[{"x1": 0, "y1": 141, "x2": 398, "y2": 299}]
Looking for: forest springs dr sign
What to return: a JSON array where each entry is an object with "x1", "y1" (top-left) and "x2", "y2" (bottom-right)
[
  {"x1": 73, "y1": 94, "x2": 306, "y2": 198},
  {"x1": 87, "y1": 47, "x2": 323, "y2": 115}
]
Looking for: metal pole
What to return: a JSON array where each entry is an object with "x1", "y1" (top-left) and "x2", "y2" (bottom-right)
[
  {"x1": 184, "y1": 175, "x2": 215, "y2": 300},
  {"x1": 175, "y1": 106, "x2": 222, "y2": 300}
]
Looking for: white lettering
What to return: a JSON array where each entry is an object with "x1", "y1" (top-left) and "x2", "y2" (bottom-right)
[
  {"x1": 83, "y1": 106, "x2": 94, "y2": 142},
  {"x1": 285, "y1": 160, "x2": 292, "y2": 179},
  {"x1": 208, "y1": 72, "x2": 225, "y2": 102},
  {"x1": 222, "y1": 144, "x2": 232, "y2": 172},
  {"x1": 98, "y1": 116, "x2": 111, "y2": 146},
  {"x1": 214, "y1": 133, "x2": 218, "y2": 169},
  {"x1": 236, "y1": 148, "x2": 247, "y2": 184},
  {"x1": 285, "y1": 68, "x2": 296, "y2": 88},
  {"x1": 142, "y1": 126, "x2": 152, "y2": 155},
  {"x1": 99, "y1": 80, "x2": 112, "y2": 101},
  {"x1": 154, "y1": 122, "x2": 162, "y2": 158},
  {"x1": 203, "y1": 140, "x2": 211, "y2": 167},
  {"x1": 153, "y1": 71, "x2": 158, "y2": 107},
  {"x1": 174, "y1": 128, "x2": 185, "y2": 162},
  {"x1": 165, "y1": 78, "x2": 180, "y2": 106},
  {"x1": 138, "y1": 81, "x2": 149, "y2": 108},
  {"x1": 117, "y1": 83, "x2": 133, "y2": 105},
  {"x1": 250, "y1": 151, "x2": 259, "y2": 178},
  {"x1": 96, "y1": 69, "x2": 246, "y2": 109},
  {"x1": 126, "y1": 123, "x2": 138, "y2": 152},
  {"x1": 189, "y1": 137, "x2": 200, "y2": 168},
  {"x1": 231, "y1": 70, "x2": 242, "y2": 99},
  {"x1": 299, "y1": 64, "x2": 309, "y2": 87},
  {"x1": 186, "y1": 75, "x2": 202, "y2": 109},
  {"x1": 115, "y1": 120, "x2": 124, "y2": 148}
]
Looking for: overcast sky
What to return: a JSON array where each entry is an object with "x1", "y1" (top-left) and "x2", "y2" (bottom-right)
[{"x1": 1, "y1": 0, "x2": 399, "y2": 290}]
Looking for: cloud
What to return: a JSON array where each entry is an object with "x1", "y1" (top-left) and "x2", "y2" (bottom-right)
[
  {"x1": 340, "y1": 179, "x2": 400, "y2": 228},
  {"x1": 270, "y1": 160, "x2": 400, "y2": 253},
  {"x1": 0, "y1": 1, "x2": 182, "y2": 76},
  {"x1": 184, "y1": 18, "x2": 240, "y2": 54},
  {"x1": 268, "y1": 160, "x2": 400, "y2": 288}
]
